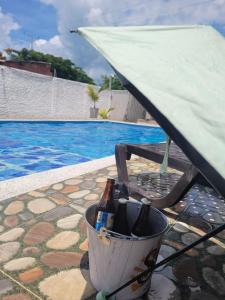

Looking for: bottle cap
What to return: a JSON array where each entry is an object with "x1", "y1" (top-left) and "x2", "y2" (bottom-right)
[
  {"x1": 141, "y1": 198, "x2": 152, "y2": 205},
  {"x1": 118, "y1": 198, "x2": 128, "y2": 204}
]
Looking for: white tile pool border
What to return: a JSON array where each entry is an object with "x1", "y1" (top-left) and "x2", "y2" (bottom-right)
[
  {"x1": 0, "y1": 119, "x2": 160, "y2": 127},
  {"x1": 0, "y1": 155, "x2": 116, "y2": 202}
]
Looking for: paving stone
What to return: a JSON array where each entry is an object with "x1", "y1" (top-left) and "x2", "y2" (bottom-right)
[
  {"x1": 4, "y1": 201, "x2": 24, "y2": 215},
  {"x1": 52, "y1": 183, "x2": 64, "y2": 190},
  {"x1": 97, "y1": 182, "x2": 106, "y2": 189},
  {"x1": 164, "y1": 229, "x2": 180, "y2": 241},
  {"x1": 70, "y1": 204, "x2": 86, "y2": 214},
  {"x1": 0, "y1": 228, "x2": 24, "y2": 242},
  {"x1": 24, "y1": 222, "x2": 54, "y2": 245},
  {"x1": 129, "y1": 165, "x2": 140, "y2": 170},
  {"x1": 79, "y1": 218, "x2": 87, "y2": 235},
  {"x1": 39, "y1": 268, "x2": 96, "y2": 300},
  {"x1": 84, "y1": 193, "x2": 99, "y2": 201},
  {"x1": 42, "y1": 206, "x2": 74, "y2": 221},
  {"x1": 16, "y1": 194, "x2": 33, "y2": 201},
  {"x1": 4, "y1": 257, "x2": 36, "y2": 271},
  {"x1": 80, "y1": 180, "x2": 96, "y2": 190},
  {"x1": 173, "y1": 222, "x2": 189, "y2": 233},
  {"x1": 217, "y1": 229, "x2": 225, "y2": 240},
  {"x1": 181, "y1": 233, "x2": 203, "y2": 249},
  {"x1": 2, "y1": 293, "x2": 31, "y2": 300},
  {"x1": 71, "y1": 198, "x2": 84, "y2": 205},
  {"x1": 200, "y1": 255, "x2": 217, "y2": 268},
  {"x1": 188, "y1": 291, "x2": 218, "y2": 300},
  {"x1": 202, "y1": 267, "x2": 225, "y2": 295},
  {"x1": 80, "y1": 180, "x2": 96, "y2": 189},
  {"x1": 23, "y1": 247, "x2": 40, "y2": 255},
  {"x1": 4, "y1": 216, "x2": 19, "y2": 227},
  {"x1": 46, "y1": 231, "x2": 80, "y2": 250},
  {"x1": 19, "y1": 267, "x2": 44, "y2": 283},
  {"x1": 148, "y1": 274, "x2": 180, "y2": 300},
  {"x1": 132, "y1": 162, "x2": 147, "y2": 167},
  {"x1": 172, "y1": 257, "x2": 201, "y2": 285},
  {"x1": 0, "y1": 225, "x2": 4, "y2": 232},
  {"x1": 84, "y1": 201, "x2": 97, "y2": 208},
  {"x1": 108, "y1": 171, "x2": 117, "y2": 176},
  {"x1": 164, "y1": 239, "x2": 199, "y2": 257},
  {"x1": 69, "y1": 190, "x2": 90, "y2": 199},
  {"x1": 207, "y1": 245, "x2": 225, "y2": 255},
  {"x1": 96, "y1": 177, "x2": 107, "y2": 183},
  {"x1": 61, "y1": 185, "x2": 79, "y2": 194},
  {"x1": 28, "y1": 198, "x2": 56, "y2": 214},
  {"x1": 159, "y1": 245, "x2": 176, "y2": 258},
  {"x1": 49, "y1": 193, "x2": 70, "y2": 205},
  {"x1": 57, "y1": 214, "x2": 82, "y2": 229},
  {"x1": 41, "y1": 251, "x2": 82, "y2": 269},
  {"x1": 45, "y1": 189, "x2": 56, "y2": 195},
  {"x1": 39, "y1": 186, "x2": 50, "y2": 191},
  {"x1": 79, "y1": 239, "x2": 89, "y2": 251},
  {"x1": 107, "y1": 166, "x2": 117, "y2": 171},
  {"x1": 132, "y1": 169, "x2": 142, "y2": 174},
  {"x1": 28, "y1": 191, "x2": 45, "y2": 198},
  {"x1": 19, "y1": 211, "x2": 34, "y2": 221},
  {"x1": 64, "y1": 179, "x2": 82, "y2": 185},
  {"x1": 160, "y1": 266, "x2": 176, "y2": 281},
  {"x1": 0, "y1": 242, "x2": 20, "y2": 263},
  {"x1": 0, "y1": 279, "x2": 13, "y2": 295}
]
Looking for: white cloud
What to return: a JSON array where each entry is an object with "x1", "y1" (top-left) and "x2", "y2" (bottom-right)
[
  {"x1": 33, "y1": 35, "x2": 68, "y2": 58},
  {"x1": 38, "y1": 0, "x2": 225, "y2": 80},
  {"x1": 0, "y1": 7, "x2": 20, "y2": 51},
  {"x1": 2, "y1": 1, "x2": 225, "y2": 80}
]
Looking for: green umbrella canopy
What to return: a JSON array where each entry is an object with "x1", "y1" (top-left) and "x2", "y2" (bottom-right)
[{"x1": 77, "y1": 25, "x2": 225, "y2": 196}]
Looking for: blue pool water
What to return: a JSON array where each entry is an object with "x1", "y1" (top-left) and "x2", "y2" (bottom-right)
[{"x1": 0, "y1": 121, "x2": 166, "y2": 181}]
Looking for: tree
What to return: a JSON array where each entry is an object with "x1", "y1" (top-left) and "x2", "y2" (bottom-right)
[
  {"x1": 4, "y1": 48, "x2": 94, "y2": 84},
  {"x1": 87, "y1": 84, "x2": 99, "y2": 109},
  {"x1": 100, "y1": 74, "x2": 124, "y2": 91}
]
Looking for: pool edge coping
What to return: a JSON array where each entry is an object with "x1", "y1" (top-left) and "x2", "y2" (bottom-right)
[
  {"x1": 0, "y1": 119, "x2": 160, "y2": 128},
  {"x1": 0, "y1": 155, "x2": 116, "y2": 202}
]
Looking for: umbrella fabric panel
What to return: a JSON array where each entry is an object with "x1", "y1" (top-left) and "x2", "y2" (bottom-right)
[{"x1": 78, "y1": 25, "x2": 225, "y2": 185}]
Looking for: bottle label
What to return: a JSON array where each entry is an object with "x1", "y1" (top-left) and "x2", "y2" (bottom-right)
[{"x1": 95, "y1": 211, "x2": 114, "y2": 231}]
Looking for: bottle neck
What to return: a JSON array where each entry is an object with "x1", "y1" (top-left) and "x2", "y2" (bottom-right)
[
  {"x1": 138, "y1": 204, "x2": 150, "y2": 220},
  {"x1": 101, "y1": 179, "x2": 115, "y2": 203}
]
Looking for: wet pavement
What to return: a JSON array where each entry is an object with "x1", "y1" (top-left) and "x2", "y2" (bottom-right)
[{"x1": 0, "y1": 158, "x2": 224, "y2": 299}]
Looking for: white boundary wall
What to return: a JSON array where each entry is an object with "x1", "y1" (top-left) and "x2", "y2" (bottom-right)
[{"x1": 0, "y1": 66, "x2": 145, "y2": 121}]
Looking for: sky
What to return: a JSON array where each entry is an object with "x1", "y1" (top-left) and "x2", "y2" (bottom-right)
[{"x1": 0, "y1": 0, "x2": 225, "y2": 81}]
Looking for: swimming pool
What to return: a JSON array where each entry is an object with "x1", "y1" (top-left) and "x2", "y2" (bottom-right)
[{"x1": 0, "y1": 121, "x2": 165, "y2": 181}]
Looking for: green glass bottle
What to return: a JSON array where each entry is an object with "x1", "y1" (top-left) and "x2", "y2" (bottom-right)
[{"x1": 131, "y1": 198, "x2": 152, "y2": 237}]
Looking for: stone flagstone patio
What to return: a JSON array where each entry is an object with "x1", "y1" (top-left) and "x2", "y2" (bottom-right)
[{"x1": 0, "y1": 158, "x2": 224, "y2": 299}]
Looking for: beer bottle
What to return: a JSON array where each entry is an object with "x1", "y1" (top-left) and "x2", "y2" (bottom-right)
[
  {"x1": 113, "y1": 198, "x2": 130, "y2": 236},
  {"x1": 95, "y1": 178, "x2": 115, "y2": 231},
  {"x1": 131, "y1": 198, "x2": 152, "y2": 237},
  {"x1": 113, "y1": 183, "x2": 129, "y2": 201}
]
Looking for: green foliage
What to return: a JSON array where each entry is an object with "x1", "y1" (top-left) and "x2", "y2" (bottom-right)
[
  {"x1": 4, "y1": 48, "x2": 94, "y2": 84},
  {"x1": 99, "y1": 107, "x2": 114, "y2": 119},
  {"x1": 100, "y1": 74, "x2": 124, "y2": 91},
  {"x1": 87, "y1": 85, "x2": 99, "y2": 108}
]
